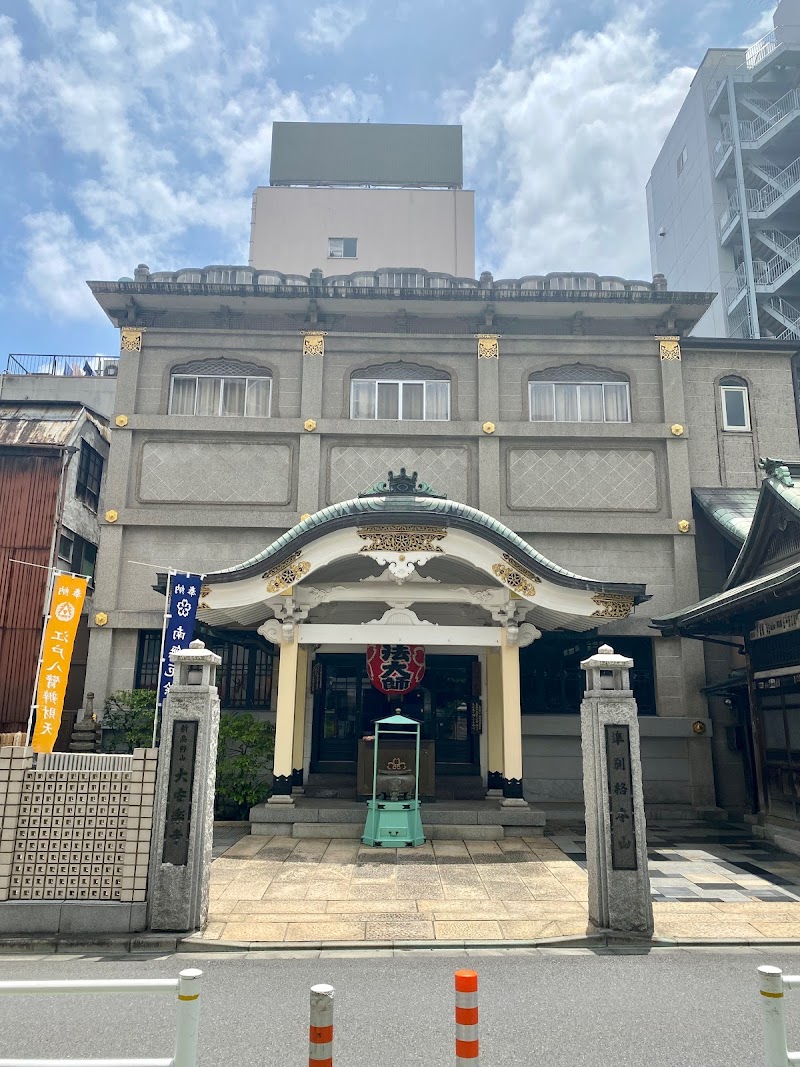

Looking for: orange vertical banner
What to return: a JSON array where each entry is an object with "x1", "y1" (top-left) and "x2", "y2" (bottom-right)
[{"x1": 31, "y1": 574, "x2": 88, "y2": 754}]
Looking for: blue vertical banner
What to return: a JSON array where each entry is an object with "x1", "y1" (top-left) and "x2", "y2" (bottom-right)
[{"x1": 156, "y1": 571, "x2": 205, "y2": 712}]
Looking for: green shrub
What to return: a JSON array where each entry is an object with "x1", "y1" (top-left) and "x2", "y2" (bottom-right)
[
  {"x1": 215, "y1": 713, "x2": 275, "y2": 819},
  {"x1": 102, "y1": 689, "x2": 157, "y2": 752}
]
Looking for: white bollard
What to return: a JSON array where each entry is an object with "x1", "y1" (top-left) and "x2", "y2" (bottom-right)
[
  {"x1": 309, "y1": 984, "x2": 335, "y2": 1067},
  {"x1": 173, "y1": 968, "x2": 203, "y2": 1067},
  {"x1": 759, "y1": 965, "x2": 788, "y2": 1067}
]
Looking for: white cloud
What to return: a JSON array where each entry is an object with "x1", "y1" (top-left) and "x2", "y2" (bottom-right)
[
  {"x1": 444, "y1": 2, "x2": 694, "y2": 280},
  {"x1": 11, "y1": 0, "x2": 382, "y2": 319},
  {"x1": 742, "y1": 6, "x2": 776, "y2": 44},
  {"x1": 0, "y1": 17, "x2": 25, "y2": 127},
  {"x1": 27, "y1": 0, "x2": 77, "y2": 33},
  {"x1": 297, "y1": 2, "x2": 367, "y2": 51}
]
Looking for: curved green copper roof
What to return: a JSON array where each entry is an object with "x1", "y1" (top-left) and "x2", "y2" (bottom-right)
[{"x1": 205, "y1": 493, "x2": 649, "y2": 600}]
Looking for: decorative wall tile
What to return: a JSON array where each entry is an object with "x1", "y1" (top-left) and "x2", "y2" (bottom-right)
[
  {"x1": 508, "y1": 448, "x2": 659, "y2": 511},
  {"x1": 328, "y1": 445, "x2": 470, "y2": 504},
  {"x1": 139, "y1": 442, "x2": 292, "y2": 504}
]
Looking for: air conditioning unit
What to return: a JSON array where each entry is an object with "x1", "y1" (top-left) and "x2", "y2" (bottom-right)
[{"x1": 104, "y1": 364, "x2": 118, "y2": 377}]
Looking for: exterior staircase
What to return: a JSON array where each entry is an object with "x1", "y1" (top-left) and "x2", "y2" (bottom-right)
[{"x1": 763, "y1": 296, "x2": 800, "y2": 339}]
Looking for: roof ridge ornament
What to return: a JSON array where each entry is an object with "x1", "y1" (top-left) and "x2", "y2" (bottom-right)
[
  {"x1": 359, "y1": 468, "x2": 446, "y2": 498},
  {"x1": 760, "y1": 456, "x2": 795, "y2": 488}
]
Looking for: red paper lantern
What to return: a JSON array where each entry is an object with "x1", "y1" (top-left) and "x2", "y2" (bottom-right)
[{"x1": 366, "y1": 645, "x2": 426, "y2": 695}]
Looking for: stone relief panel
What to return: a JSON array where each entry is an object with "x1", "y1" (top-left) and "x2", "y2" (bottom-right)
[
  {"x1": 508, "y1": 448, "x2": 658, "y2": 511},
  {"x1": 139, "y1": 441, "x2": 292, "y2": 504},
  {"x1": 328, "y1": 445, "x2": 470, "y2": 504}
]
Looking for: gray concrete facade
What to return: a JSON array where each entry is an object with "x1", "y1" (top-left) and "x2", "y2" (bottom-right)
[{"x1": 81, "y1": 269, "x2": 800, "y2": 814}]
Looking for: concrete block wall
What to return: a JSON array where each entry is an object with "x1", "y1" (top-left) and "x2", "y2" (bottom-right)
[{"x1": 0, "y1": 747, "x2": 157, "y2": 904}]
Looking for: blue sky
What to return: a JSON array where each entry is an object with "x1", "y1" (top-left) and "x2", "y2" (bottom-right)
[{"x1": 0, "y1": 0, "x2": 776, "y2": 361}]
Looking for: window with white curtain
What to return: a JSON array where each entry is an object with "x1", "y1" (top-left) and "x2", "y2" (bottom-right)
[
  {"x1": 720, "y1": 376, "x2": 751, "y2": 431},
  {"x1": 169, "y1": 374, "x2": 272, "y2": 417},
  {"x1": 529, "y1": 381, "x2": 630, "y2": 423},
  {"x1": 350, "y1": 379, "x2": 450, "y2": 420}
]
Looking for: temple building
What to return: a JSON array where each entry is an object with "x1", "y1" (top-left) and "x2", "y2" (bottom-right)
[{"x1": 79, "y1": 263, "x2": 800, "y2": 822}]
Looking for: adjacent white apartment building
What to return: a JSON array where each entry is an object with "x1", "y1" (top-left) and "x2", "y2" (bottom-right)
[
  {"x1": 647, "y1": 0, "x2": 800, "y2": 338},
  {"x1": 249, "y1": 122, "x2": 475, "y2": 278}
]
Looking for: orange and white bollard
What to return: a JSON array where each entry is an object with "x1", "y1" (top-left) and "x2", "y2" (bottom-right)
[
  {"x1": 309, "y1": 983, "x2": 335, "y2": 1067},
  {"x1": 455, "y1": 969, "x2": 479, "y2": 1065}
]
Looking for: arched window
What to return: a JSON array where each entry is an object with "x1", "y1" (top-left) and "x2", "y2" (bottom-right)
[
  {"x1": 351, "y1": 362, "x2": 450, "y2": 421},
  {"x1": 720, "y1": 374, "x2": 751, "y2": 431},
  {"x1": 169, "y1": 359, "x2": 272, "y2": 417},
  {"x1": 529, "y1": 364, "x2": 631, "y2": 423}
]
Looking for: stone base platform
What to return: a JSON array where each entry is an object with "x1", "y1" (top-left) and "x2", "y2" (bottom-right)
[{"x1": 249, "y1": 799, "x2": 546, "y2": 840}]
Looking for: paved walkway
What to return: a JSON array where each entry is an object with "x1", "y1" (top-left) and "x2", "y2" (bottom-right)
[{"x1": 202, "y1": 823, "x2": 800, "y2": 944}]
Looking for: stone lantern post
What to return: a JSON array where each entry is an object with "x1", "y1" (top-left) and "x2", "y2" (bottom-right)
[
  {"x1": 148, "y1": 639, "x2": 221, "y2": 933},
  {"x1": 580, "y1": 644, "x2": 653, "y2": 937}
]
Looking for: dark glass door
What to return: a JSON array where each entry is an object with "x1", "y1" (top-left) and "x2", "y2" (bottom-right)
[{"x1": 311, "y1": 653, "x2": 479, "y2": 774}]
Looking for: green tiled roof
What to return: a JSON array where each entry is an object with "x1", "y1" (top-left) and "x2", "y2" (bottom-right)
[
  {"x1": 692, "y1": 488, "x2": 760, "y2": 544},
  {"x1": 206, "y1": 493, "x2": 648, "y2": 598}
]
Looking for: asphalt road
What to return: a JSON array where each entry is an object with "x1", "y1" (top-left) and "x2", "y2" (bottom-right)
[{"x1": 0, "y1": 947, "x2": 799, "y2": 1066}]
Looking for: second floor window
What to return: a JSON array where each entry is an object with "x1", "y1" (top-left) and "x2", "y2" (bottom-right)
[
  {"x1": 720, "y1": 376, "x2": 751, "y2": 431},
  {"x1": 530, "y1": 380, "x2": 630, "y2": 423},
  {"x1": 58, "y1": 527, "x2": 97, "y2": 586},
  {"x1": 329, "y1": 237, "x2": 357, "y2": 258},
  {"x1": 76, "y1": 441, "x2": 103, "y2": 511},
  {"x1": 351, "y1": 378, "x2": 450, "y2": 420},
  {"x1": 169, "y1": 374, "x2": 272, "y2": 417}
]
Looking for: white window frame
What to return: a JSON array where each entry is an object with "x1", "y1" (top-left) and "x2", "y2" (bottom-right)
[
  {"x1": 328, "y1": 237, "x2": 358, "y2": 259},
  {"x1": 350, "y1": 378, "x2": 451, "y2": 421},
  {"x1": 169, "y1": 374, "x2": 273, "y2": 417},
  {"x1": 528, "y1": 381, "x2": 631, "y2": 423},
  {"x1": 720, "y1": 384, "x2": 751, "y2": 431},
  {"x1": 677, "y1": 145, "x2": 688, "y2": 176}
]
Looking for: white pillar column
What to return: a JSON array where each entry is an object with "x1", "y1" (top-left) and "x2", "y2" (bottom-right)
[
  {"x1": 269, "y1": 627, "x2": 298, "y2": 804},
  {"x1": 500, "y1": 628, "x2": 527, "y2": 806},
  {"x1": 291, "y1": 646, "x2": 309, "y2": 793},
  {"x1": 485, "y1": 650, "x2": 504, "y2": 795}
]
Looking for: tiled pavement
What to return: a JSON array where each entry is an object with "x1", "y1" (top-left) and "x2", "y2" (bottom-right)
[{"x1": 201, "y1": 822, "x2": 800, "y2": 943}]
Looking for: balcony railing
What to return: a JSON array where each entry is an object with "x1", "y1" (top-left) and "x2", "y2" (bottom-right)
[
  {"x1": 745, "y1": 29, "x2": 778, "y2": 70},
  {"x1": 764, "y1": 297, "x2": 800, "y2": 339},
  {"x1": 745, "y1": 155, "x2": 800, "y2": 214},
  {"x1": 725, "y1": 262, "x2": 748, "y2": 307},
  {"x1": 754, "y1": 233, "x2": 800, "y2": 286},
  {"x1": 4, "y1": 354, "x2": 119, "y2": 376},
  {"x1": 718, "y1": 191, "x2": 741, "y2": 235}
]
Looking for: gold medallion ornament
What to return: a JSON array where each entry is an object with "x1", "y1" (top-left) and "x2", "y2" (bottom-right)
[
  {"x1": 482, "y1": 421, "x2": 496, "y2": 434},
  {"x1": 115, "y1": 415, "x2": 129, "y2": 427},
  {"x1": 491, "y1": 555, "x2": 541, "y2": 597},
  {"x1": 591, "y1": 593, "x2": 634, "y2": 619},
  {"x1": 94, "y1": 612, "x2": 108, "y2": 627},
  {"x1": 476, "y1": 334, "x2": 499, "y2": 359},
  {"x1": 677, "y1": 519, "x2": 691, "y2": 533},
  {"x1": 656, "y1": 336, "x2": 681, "y2": 361},
  {"x1": 357, "y1": 525, "x2": 447, "y2": 554},
  {"x1": 670, "y1": 423, "x2": 684, "y2": 436},
  {"x1": 120, "y1": 328, "x2": 143, "y2": 353},
  {"x1": 262, "y1": 550, "x2": 312, "y2": 593},
  {"x1": 300, "y1": 513, "x2": 311, "y2": 522},
  {"x1": 302, "y1": 332, "x2": 326, "y2": 356},
  {"x1": 104, "y1": 509, "x2": 118, "y2": 523},
  {"x1": 304, "y1": 419, "x2": 317, "y2": 432}
]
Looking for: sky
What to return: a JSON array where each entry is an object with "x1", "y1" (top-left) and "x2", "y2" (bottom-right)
[{"x1": 0, "y1": 0, "x2": 778, "y2": 361}]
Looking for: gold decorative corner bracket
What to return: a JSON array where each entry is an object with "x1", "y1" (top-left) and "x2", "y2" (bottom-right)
[
  {"x1": 358, "y1": 525, "x2": 447, "y2": 554},
  {"x1": 677, "y1": 519, "x2": 691, "y2": 533},
  {"x1": 591, "y1": 593, "x2": 634, "y2": 619},
  {"x1": 104, "y1": 509, "x2": 118, "y2": 523},
  {"x1": 94, "y1": 612, "x2": 108, "y2": 627},
  {"x1": 670, "y1": 423, "x2": 684, "y2": 437},
  {"x1": 263, "y1": 550, "x2": 312, "y2": 593},
  {"x1": 476, "y1": 334, "x2": 499, "y2": 359},
  {"x1": 120, "y1": 328, "x2": 143, "y2": 353},
  {"x1": 302, "y1": 332, "x2": 326, "y2": 356},
  {"x1": 491, "y1": 554, "x2": 542, "y2": 598},
  {"x1": 656, "y1": 336, "x2": 681, "y2": 361},
  {"x1": 115, "y1": 415, "x2": 129, "y2": 428}
]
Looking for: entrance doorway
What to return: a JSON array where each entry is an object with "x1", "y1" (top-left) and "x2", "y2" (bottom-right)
[{"x1": 311, "y1": 653, "x2": 480, "y2": 775}]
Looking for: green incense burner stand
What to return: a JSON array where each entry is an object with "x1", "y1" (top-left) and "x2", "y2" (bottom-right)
[{"x1": 362, "y1": 713, "x2": 425, "y2": 847}]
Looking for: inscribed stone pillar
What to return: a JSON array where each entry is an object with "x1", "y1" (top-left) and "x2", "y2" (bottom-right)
[
  {"x1": 580, "y1": 645, "x2": 653, "y2": 936},
  {"x1": 500, "y1": 629, "x2": 527, "y2": 805},
  {"x1": 270, "y1": 626, "x2": 298, "y2": 803},
  {"x1": 148, "y1": 640, "x2": 221, "y2": 933},
  {"x1": 485, "y1": 650, "x2": 504, "y2": 795}
]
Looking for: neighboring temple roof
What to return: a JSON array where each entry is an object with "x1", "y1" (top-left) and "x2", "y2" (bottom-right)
[
  {"x1": 692, "y1": 487, "x2": 760, "y2": 545},
  {"x1": 653, "y1": 459, "x2": 800, "y2": 637},
  {"x1": 202, "y1": 470, "x2": 649, "y2": 601}
]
